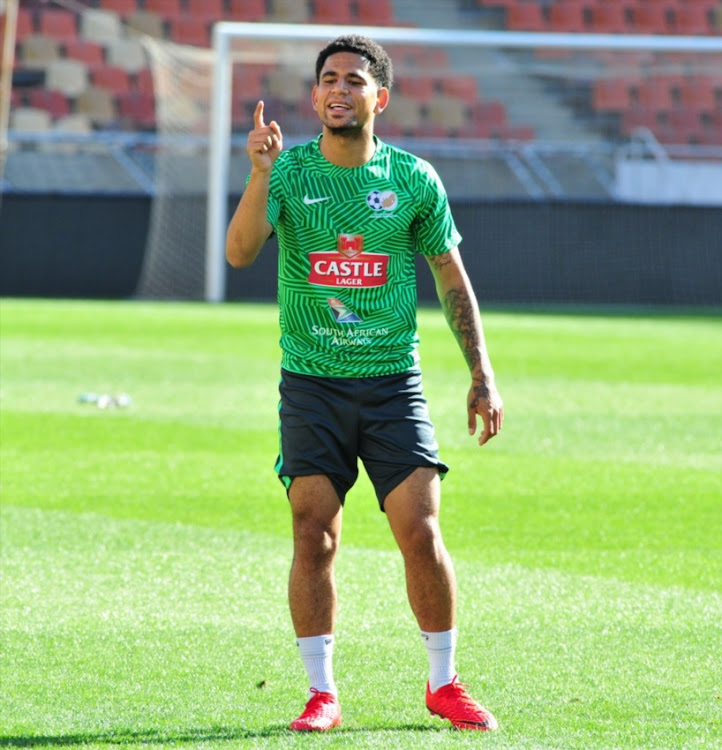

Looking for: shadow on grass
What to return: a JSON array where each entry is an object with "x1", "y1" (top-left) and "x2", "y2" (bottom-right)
[{"x1": 0, "y1": 723, "x2": 443, "y2": 746}]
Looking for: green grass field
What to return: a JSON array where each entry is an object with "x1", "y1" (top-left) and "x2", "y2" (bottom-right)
[{"x1": 1, "y1": 298, "x2": 720, "y2": 749}]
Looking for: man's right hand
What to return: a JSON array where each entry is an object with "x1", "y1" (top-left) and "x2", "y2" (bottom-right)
[{"x1": 247, "y1": 100, "x2": 283, "y2": 171}]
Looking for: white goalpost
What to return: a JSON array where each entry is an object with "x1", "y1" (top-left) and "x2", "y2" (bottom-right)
[
  {"x1": 136, "y1": 21, "x2": 722, "y2": 302},
  {"x1": 203, "y1": 22, "x2": 722, "y2": 303}
]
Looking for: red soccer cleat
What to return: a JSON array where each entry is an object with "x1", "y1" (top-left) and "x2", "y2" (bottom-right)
[
  {"x1": 289, "y1": 688, "x2": 342, "y2": 732},
  {"x1": 426, "y1": 676, "x2": 499, "y2": 731}
]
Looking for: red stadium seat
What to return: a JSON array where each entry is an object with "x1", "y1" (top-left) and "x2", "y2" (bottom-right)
[
  {"x1": 187, "y1": 0, "x2": 226, "y2": 23},
  {"x1": 472, "y1": 100, "x2": 507, "y2": 129},
  {"x1": 634, "y1": 78, "x2": 674, "y2": 112},
  {"x1": 145, "y1": 0, "x2": 183, "y2": 20},
  {"x1": 549, "y1": 2, "x2": 588, "y2": 32},
  {"x1": 440, "y1": 75, "x2": 480, "y2": 101},
  {"x1": 589, "y1": 3, "x2": 631, "y2": 33},
  {"x1": 680, "y1": 77, "x2": 719, "y2": 113},
  {"x1": 13, "y1": 8, "x2": 37, "y2": 42},
  {"x1": 135, "y1": 68, "x2": 154, "y2": 94},
  {"x1": 395, "y1": 75, "x2": 436, "y2": 102},
  {"x1": 232, "y1": 63, "x2": 269, "y2": 103},
  {"x1": 313, "y1": 0, "x2": 354, "y2": 24},
  {"x1": 92, "y1": 65, "x2": 132, "y2": 95},
  {"x1": 99, "y1": 0, "x2": 138, "y2": 18},
  {"x1": 357, "y1": 0, "x2": 395, "y2": 25},
  {"x1": 28, "y1": 88, "x2": 70, "y2": 119},
  {"x1": 169, "y1": 17, "x2": 211, "y2": 47},
  {"x1": 64, "y1": 40, "x2": 105, "y2": 70},
  {"x1": 39, "y1": 8, "x2": 78, "y2": 43},
  {"x1": 117, "y1": 92, "x2": 156, "y2": 129},
  {"x1": 673, "y1": 5, "x2": 712, "y2": 35},
  {"x1": 507, "y1": 3, "x2": 547, "y2": 30},
  {"x1": 631, "y1": 2, "x2": 673, "y2": 34},
  {"x1": 701, "y1": 110, "x2": 722, "y2": 145},
  {"x1": 228, "y1": 0, "x2": 268, "y2": 21},
  {"x1": 592, "y1": 79, "x2": 632, "y2": 112},
  {"x1": 621, "y1": 106, "x2": 660, "y2": 136},
  {"x1": 665, "y1": 108, "x2": 703, "y2": 138}
]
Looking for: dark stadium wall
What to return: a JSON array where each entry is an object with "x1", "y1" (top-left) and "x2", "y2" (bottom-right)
[
  {"x1": 0, "y1": 195, "x2": 148, "y2": 298},
  {"x1": 1, "y1": 195, "x2": 720, "y2": 306}
]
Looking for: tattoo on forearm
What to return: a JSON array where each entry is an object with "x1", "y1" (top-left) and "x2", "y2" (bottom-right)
[{"x1": 443, "y1": 287, "x2": 483, "y2": 376}]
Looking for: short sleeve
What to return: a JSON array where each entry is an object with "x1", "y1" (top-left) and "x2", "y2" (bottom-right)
[{"x1": 412, "y1": 164, "x2": 462, "y2": 256}]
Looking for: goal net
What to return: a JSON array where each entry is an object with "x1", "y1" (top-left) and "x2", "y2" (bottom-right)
[{"x1": 136, "y1": 22, "x2": 722, "y2": 302}]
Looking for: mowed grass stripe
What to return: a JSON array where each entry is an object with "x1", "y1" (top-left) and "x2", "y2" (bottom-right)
[
  {"x1": 2, "y1": 505, "x2": 720, "y2": 749},
  {"x1": 1, "y1": 299, "x2": 721, "y2": 749}
]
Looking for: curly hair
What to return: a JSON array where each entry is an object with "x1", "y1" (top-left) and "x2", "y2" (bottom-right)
[{"x1": 315, "y1": 35, "x2": 393, "y2": 90}]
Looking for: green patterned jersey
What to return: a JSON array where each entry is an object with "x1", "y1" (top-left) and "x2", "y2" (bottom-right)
[{"x1": 264, "y1": 135, "x2": 461, "y2": 378}]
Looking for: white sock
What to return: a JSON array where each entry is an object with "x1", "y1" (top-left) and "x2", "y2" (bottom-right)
[
  {"x1": 421, "y1": 628, "x2": 457, "y2": 693},
  {"x1": 296, "y1": 634, "x2": 337, "y2": 698}
]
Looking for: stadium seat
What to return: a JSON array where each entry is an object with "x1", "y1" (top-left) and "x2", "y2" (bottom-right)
[
  {"x1": 383, "y1": 94, "x2": 423, "y2": 135},
  {"x1": 126, "y1": 10, "x2": 165, "y2": 39},
  {"x1": 589, "y1": 3, "x2": 631, "y2": 33},
  {"x1": 14, "y1": 8, "x2": 38, "y2": 42},
  {"x1": 54, "y1": 113, "x2": 93, "y2": 133},
  {"x1": 28, "y1": 88, "x2": 70, "y2": 119},
  {"x1": 64, "y1": 40, "x2": 105, "y2": 70},
  {"x1": 673, "y1": 4, "x2": 712, "y2": 35},
  {"x1": 548, "y1": 2, "x2": 588, "y2": 32},
  {"x1": 92, "y1": 65, "x2": 132, "y2": 95},
  {"x1": 426, "y1": 94, "x2": 469, "y2": 135},
  {"x1": 145, "y1": 0, "x2": 183, "y2": 20},
  {"x1": 10, "y1": 88, "x2": 24, "y2": 110},
  {"x1": 76, "y1": 86, "x2": 117, "y2": 127},
  {"x1": 665, "y1": 108, "x2": 703, "y2": 141},
  {"x1": 117, "y1": 92, "x2": 156, "y2": 129},
  {"x1": 105, "y1": 38, "x2": 147, "y2": 75},
  {"x1": 313, "y1": 0, "x2": 354, "y2": 25},
  {"x1": 81, "y1": 9, "x2": 123, "y2": 44},
  {"x1": 631, "y1": 2, "x2": 673, "y2": 34},
  {"x1": 19, "y1": 34, "x2": 61, "y2": 70},
  {"x1": 135, "y1": 68, "x2": 155, "y2": 94},
  {"x1": 591, "y1": 78, "x2": 631, "y2": 111},
  {"x1": 440, "y1": 75, "x2": 480, "y2": 101},
  {"x1": 634, "y1": 78, "x2": 674, "y2": 112},
  {"x1": 45, "y1": 58, "x2": 89, "y2": 97},
  {"x1": 228, "y1": 0, "x2": 268, "y2": 21},
  {"x1": 395, "y1": 75, "x2": 436, "y2": 102},
  {"x1": 507, "y1": 3, "x2": 547, "y2": 30},
  {"x1": 471, "y1": 99, "x2": 507, "y2": 129},
  {"x1": 680, "y1": 77, "x2": 719, "y2": 113},
  {"x1": 500, "y1": 124, "x2": 535, "y2": 141},
  {"x1": 701, "y1": 110, "x2": 722, "y2": 145},
  {"x1": 99, "y1": 0, "x2": 138, "y2": 19},
  {"x1": 621, "y1": 106, "x2": 660, "y2": 136},
  {"x1": 39, "y1": 8, "x2": 78, "y2": 43},
  {"x1": 187, "y1": 0, "x2": 226, "y2": 23},
  {"x1": 268, "y1": 0, "x2": 310, "y2": 23},
  {"x1": 233, "y1": 63, "x2": 272, "y2": 102},
  {"x1": 357, "y1": 0, "x2": 395, "y2": 25},
  {"x1": 9, "y1": 106, "x2": 52, "y2": 132},
  {"x1": 265, "y1": 68, "x2": 309, "y2": 104},
  {"x1": 169, "y1": 17, "x2": 211, "y2": 47}
]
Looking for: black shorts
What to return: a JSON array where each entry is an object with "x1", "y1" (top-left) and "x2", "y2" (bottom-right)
[{"x1": 275, "y1": 368, "x2": 449, "y2": 510}]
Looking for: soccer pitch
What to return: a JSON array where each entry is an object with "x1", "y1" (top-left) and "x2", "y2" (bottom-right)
[{"x1": 1, "y1": 298, "x2": 720, "y2": 749}]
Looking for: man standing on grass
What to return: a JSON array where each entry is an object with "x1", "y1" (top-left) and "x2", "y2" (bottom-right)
[{"x1": 226, "y1": 34, "x2": 503, "y2": 732}]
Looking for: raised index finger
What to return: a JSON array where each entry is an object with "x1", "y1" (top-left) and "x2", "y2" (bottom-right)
[{"x1": 253, "y1": 100, "x2": 265, "y2": 129}]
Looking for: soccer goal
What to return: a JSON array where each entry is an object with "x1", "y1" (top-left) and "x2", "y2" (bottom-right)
[{"x1": 136, "y1": 21, "x2": 722, "y2": 302}]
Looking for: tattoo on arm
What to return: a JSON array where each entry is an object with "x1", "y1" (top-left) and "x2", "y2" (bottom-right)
[
  {"x1": 429, "y1": 253, "x2": 492, "y2": 395},
  {"x1": 442, "y1": 286, "x2": 486, "y2": 389}
]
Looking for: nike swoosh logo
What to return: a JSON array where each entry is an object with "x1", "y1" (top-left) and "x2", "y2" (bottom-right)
[{"x1": 303, "y1": 195, "x2": 331, "y2": 205}]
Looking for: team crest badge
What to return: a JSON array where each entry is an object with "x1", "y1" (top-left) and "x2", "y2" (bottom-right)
[
  {"x1": 366, "y1": 190, "x2": 398, "y2": 212},
  {"x1": 337, "y1": 233, "x2": 364, "y2": 257}
]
